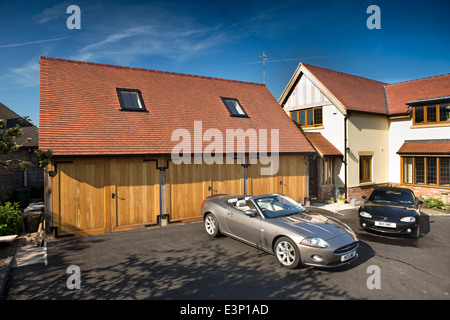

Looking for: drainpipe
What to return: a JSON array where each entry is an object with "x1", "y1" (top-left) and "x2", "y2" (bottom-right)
[{"x1": 344, "y1": 113, "x2": 349, "y2": 201}]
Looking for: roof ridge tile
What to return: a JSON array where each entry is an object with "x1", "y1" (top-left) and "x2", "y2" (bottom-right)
[{"x1": 40, "y1": 56, "x2": 265, "y2": 87}]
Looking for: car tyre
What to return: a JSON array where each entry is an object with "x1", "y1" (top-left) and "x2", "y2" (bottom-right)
[
  {"x1": 274, "y1": 237, "x2": 301, "y2": 269},
  {"x1": 204, "y1": 213, "x2": 220, "y2": 237}
]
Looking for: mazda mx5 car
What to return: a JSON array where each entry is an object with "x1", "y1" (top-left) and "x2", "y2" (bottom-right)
[
  {"x1": 201, "y1": 193, "x2": 358, "y2": 269},
  {"x1": 359, "y1": 187, "x2": 422, "y2": 238}
]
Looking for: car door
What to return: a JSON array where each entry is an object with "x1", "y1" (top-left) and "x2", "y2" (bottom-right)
[{"x1": 224, "y1": 201, "x2": 261, "y2": 245}]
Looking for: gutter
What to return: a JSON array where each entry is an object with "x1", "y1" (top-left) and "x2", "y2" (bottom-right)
[{"x1": 344, "y1": 114, "x2": 349, "y2": 200}]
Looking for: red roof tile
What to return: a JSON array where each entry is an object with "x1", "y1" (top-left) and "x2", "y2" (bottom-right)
[
  {"x1": 385, "y1": 74, "x2": 450, "y2": 114},
  {"x1": 397, "y1": 140, "x2": 450, "y2": 155},
  {"x1": 304, "y1": 132, "x2": 342, "y2": 157},
  {"x1": 287, "y1": 63, "x2": 449, "y2": 117},
  {"x1": 302, "y1": 63, "x2": 388, "y2": 114},
  {"x1": 39, "y1": 57, "x2": 315, "y2": 156}
]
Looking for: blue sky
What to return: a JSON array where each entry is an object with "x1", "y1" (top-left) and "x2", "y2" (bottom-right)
[{"x1": 0, "y1": 0, "x2": 449, "y2": 125}]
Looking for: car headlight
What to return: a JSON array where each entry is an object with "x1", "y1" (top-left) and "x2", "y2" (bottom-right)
[
  {"x1": 300, "y1": 237, "x2": 329, "y2": 248},
  {"x1": 400, "y1": 216, "x2": 415, "y2": 223},
  {"x1": 359, "y1": 211, "x2": 372, "y2": 218}
]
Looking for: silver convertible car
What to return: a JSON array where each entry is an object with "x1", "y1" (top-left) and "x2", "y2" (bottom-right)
[{"x1": 201, "y1": 194, "x2": 359, "y2": 269}]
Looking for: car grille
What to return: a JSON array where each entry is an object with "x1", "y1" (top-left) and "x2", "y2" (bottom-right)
[{"x1": 334, "y1": 242, "x2": 358, "y2": 254}]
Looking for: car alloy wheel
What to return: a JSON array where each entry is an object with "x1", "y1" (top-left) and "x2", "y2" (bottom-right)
[
  {"x1": 205, "y1": 214, "x2": 220, "y2": 237},
  {"x1": 275, "y1": 237, "x2": 301, "y2": 269}
]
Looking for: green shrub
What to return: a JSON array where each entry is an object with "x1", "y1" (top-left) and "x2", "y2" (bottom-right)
[
  {"x1": 0, "y1": 202, "x2": 23, "y2": 236},
  {"x1": 421, "y1": 197, "x2": 445, "y2": 210}
]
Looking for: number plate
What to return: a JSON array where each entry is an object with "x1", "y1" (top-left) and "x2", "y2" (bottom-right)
[
  {"x1": 341, "y1": 250, "x2": 356, "y2": 262},
  {"x1": 375, "y1": 221, "x2": 396, "y2": 228}
]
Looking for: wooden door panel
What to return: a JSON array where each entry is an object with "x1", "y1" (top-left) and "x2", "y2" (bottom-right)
[
  {"x1": 110, "y1": 159, "x2": 159, "y2": 231},
  {"x1": 55, "y1": 160, "x2": 109, "y2": 236}
]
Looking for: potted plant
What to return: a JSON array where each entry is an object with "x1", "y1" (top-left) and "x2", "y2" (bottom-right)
[
  {"x1": 337, "y1": 194, "x2": 346, "y2": 204},
  {"x1": 325, "y1": 193, "x2": 334, "y2": 204}
]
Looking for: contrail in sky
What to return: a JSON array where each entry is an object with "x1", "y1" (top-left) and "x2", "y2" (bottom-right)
[{"x1": 0, "y1": 36, "x2": 72, "y2": 48}]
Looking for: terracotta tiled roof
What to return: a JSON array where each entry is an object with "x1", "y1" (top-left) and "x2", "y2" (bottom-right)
[
  {"x1": 39, "y1": 57, "x2": 315, "y2": 156},
  {"x1": 302, "y1": 63, "x2": 389, "y2": 114},
  {"x1": 304, "y1": 132, "x2": 342, "y2": 157},
  {"x1": 289, "y1": 63, "x2": 449, "y2": 117},
  {"x1": 385, "y1": 74, "x2": 450, "y2": 115},
  {"x1": 397, "y1": 140, "x2": 450, "y2": 155}
]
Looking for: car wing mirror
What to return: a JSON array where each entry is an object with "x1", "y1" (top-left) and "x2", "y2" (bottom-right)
[
  {"x1": 244, "y1": 209, "x2": 257, "y2": 217},
  {"x1": 418, "y1": 200, "x2": 424, "y2": 205}
]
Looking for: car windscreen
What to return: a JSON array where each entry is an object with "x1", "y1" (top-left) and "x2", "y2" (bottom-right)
[
  {"x1": 255, "y1": 195, "x2": 305, "y2": 218},
  {"x1": 368, "y1": 190, "x2": 415, "y2": 204}
]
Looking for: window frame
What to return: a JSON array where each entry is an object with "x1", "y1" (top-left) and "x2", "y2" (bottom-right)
[
  {"x1": 401, "y1": 155, "x2": 450, "y2": 188},
  {"x1": 412, "y1": 103, "x2": 450, "y2": 126},
  {"x1": 290, "y1": 106, "x2": 323, "y2": 128},
  {"x1": 359, "y1": 155, "x2": 372, "y2": 183},
  {"x1": 116, "y1": 88, "x2": 148, "y2": 112},
  {"x1": 322, "y1": 158, "x2": 335, "y2": 186},
  {"x1": 220, "y1": 97, "x2": 249, "y2": 118}
]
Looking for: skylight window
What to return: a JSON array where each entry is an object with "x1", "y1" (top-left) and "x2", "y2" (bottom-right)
[
  {"x1": 221, "y1": 97, "x2": 248, "y2": 117},
  {"x1": 117, "y1": 88, "x2": 147, "y2": 111}
]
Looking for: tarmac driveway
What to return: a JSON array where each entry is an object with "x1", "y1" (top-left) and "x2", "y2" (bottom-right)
[{"x1": 3, "y1": 208, "x2": 450, "y2": 300}]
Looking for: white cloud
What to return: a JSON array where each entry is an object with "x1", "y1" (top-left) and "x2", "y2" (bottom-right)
[
  {"x1": 32, "y1": 2, "x2": 69, "y2": 24},
  {"x1": 5, "y1": 58, "x2": 41, "y2": 88},
  {"x1": 67, "y1": 3, "x2": 237, "y2": 64}
]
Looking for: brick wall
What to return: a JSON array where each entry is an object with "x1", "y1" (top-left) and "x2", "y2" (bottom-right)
[{"x1": 347, "y1": 183, "x2": 450, "y2": 204}]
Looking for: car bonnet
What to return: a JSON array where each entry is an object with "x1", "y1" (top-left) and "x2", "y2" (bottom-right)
[
  {"x1": 270, "y1": 212, "x2": 357, "y2": 241},
  {"x1": 362, "y1": 202, "x2": 418, "y2": 219}
]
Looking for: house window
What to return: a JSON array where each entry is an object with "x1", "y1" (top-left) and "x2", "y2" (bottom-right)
[
  {"x1": 440, "y1": 158, "x2": 450, "y2": 187},
  {"x1": 290, "y1": 106, "x2": 323, "y2": 127},
  {"x1": 359, "y1": 156, "x2": 372, "y2": 183},
  {"x1": 221, "y1": 97, "x2": 248, "y2": 117},
  {"x1": 403, "y1": 157, "x2": 414, "y2": 184},
  {"x1": 413, "y1": 104, "x2": 450, "y2": 125},
  {"x1": 117, "y1": 88, "x2": 146, "y2": 111},
  {"x1": 322, "y1": 158, "x2": 334, "y2": 185},
  {"x1": 402, "y1": 156, "x2": 450, "y2": 188},
  {"x1": 426, "y1": 157, "x2": 437, "y2": 185},
  {"x1": 414, "y1": 157, "x2": 425, "y2": 184},
  {"x1": 440, "y1": 104, "x2": 450, "y2": 122}
]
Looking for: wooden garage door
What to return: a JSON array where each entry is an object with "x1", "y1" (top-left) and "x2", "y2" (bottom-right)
[
  {"x1": 54, "y1": 159, "x2": 110, "y2": 236},
  {"x1": 248, "y1": 155, "x2": 306, "y2": 202},
  {"x1": 167, "y1": 161, "x2": 244, "y2": 223},
  {"x1": 110, "y1": 159, "x2": 160, "y2": 232}
]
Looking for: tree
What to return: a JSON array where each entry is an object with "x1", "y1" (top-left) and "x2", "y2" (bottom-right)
[{"x1": 0, "y1": 116, "x2": 55, "y2": 201}]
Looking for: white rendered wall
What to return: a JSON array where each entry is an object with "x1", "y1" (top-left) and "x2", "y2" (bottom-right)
[{"x1": 388, "y1": 117, "x2": 450, "y2": 183}]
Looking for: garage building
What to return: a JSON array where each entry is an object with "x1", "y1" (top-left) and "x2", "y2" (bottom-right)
[{"x1": 39, "y1": 57, "x2": 315, "y2": 237}]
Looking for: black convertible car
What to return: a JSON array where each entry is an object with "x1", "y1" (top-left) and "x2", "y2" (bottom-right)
[{"x1": 358, "y1": 187, "x2": 423, "y2": 238}]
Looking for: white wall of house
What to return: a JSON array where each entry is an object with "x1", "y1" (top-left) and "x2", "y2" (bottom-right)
[
  {"x1": 283, "y1": 74, "x2": 329, "y2": 109},
  {"x1": 388, "y1": 116, "x2": 450, "y2": 184},
  {"x1": 283, "y1": 74, "x2": 346, "y2": 187}
]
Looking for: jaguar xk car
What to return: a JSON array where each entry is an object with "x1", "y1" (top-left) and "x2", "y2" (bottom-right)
[
  {"x1": 201, "y1": 193, "x2": 358, "y2": 269},
  {"x1": 359, "y1": 187, "x2": 422, "y2": 238}
]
